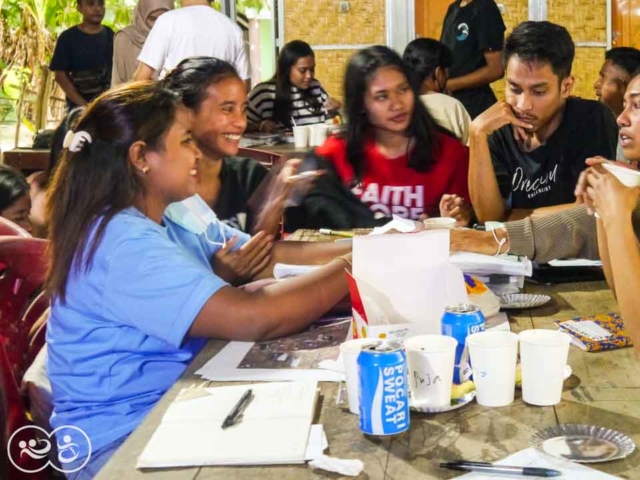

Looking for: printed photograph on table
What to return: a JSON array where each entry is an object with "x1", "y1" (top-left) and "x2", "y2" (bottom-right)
[{"x1": 238, "y1": 318, "x2": 351, "y2": 369}]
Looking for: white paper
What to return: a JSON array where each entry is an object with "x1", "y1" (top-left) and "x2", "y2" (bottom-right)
[
  {"x1": 485, "y1": 312, "x2": 510, "y2": 332},
  {"x1": 548, "y1": 258, "x2": 603, "y2": 267},
  {"x1": 458, "y1": 447, "x2": 621, "y2": 479},
  {"x1": 138, "y1": 382, "x2": 318, "y2": 469},
  {"x1": 195, "y1": 342, "x2": 345, "y2": 383},
  {"x1": 450, "y1": 252, "x2": 533, "y2": 277},
  {"x1": 305, "y1": 425, "x2": 328, "y2": 461},
  {"x1": 370, "y1": 215, "x2": 418, "y2": 235}
]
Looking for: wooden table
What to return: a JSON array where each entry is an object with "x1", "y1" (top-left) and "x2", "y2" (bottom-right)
[
  {"x1": 3, "y1": 148, "x2": 50, "y2": 174},
  {"x1": 98, "y1": 284, "x2": 640, "y2": 479}
]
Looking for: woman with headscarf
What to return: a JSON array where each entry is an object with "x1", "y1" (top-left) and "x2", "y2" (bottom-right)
[{"x1": 111, "y1": 0, "x2": 173, "y2": 86}]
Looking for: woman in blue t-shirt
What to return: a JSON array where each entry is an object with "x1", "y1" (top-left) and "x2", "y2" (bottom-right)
[{"x1": 46, "y1": 82, "x2": 351, "y2": 477}]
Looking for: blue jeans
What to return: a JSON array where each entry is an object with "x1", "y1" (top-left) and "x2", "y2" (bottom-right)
[{"x1": 65, "y1": 437, "x2": 127, "y2": 480}]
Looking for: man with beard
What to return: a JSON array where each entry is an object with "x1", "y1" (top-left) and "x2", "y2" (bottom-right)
[{"x1": 468, "y1": 21, "x2": 618, "y2": 223}]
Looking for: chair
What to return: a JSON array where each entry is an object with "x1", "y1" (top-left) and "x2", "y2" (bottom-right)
[
  {"x1": 0, "y1": 237, "x2": 48, "y2": 383},
  {"x1": 0, "y1": 216, "x2": 31, "y2": 237},
  {"x1": 238, "y1": 147, "x2": 284, "y2": 169},
  {"x1": 0, "y1": 337, "x2": 50, "y2": 479},
  {"x1": 22, "y1": 291, "x2": 50, "y2": 366}
]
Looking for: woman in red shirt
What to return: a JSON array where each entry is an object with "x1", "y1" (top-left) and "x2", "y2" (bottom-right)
[{"x1": 315, "y1": 46, "x2": 471, "y2": 224}]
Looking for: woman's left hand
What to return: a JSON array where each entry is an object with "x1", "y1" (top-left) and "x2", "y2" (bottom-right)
[
  {"x1": 439, "y1": 194, "x2": 473, "y2": 227},
  {"x1": 326, "y1": 97, "x2": 342, "y2": 111},
  {"x1": 584, "y1": 165, "x2": 640, "y2": 222}
]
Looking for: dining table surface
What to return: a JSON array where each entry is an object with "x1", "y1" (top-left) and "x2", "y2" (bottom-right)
[{"x1": 98, "y1": 231, "x2": 640, "y2": 479}]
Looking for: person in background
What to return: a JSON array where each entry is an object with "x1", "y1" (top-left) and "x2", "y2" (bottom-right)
[
  {"x1": 111, "y1": 0, "x2": 173, "y2": 85},
  {"x1": 46, "y1": 82, "x2": 352, "y2": 476},
  {"x1": 296, "y1": 46, "x2": 471, "y2": 227},
  {"x1": 594, "y1": 47, "x2": 640, "y2": 163},
  {"x1": 247, "y1": 40, "x2": 341, "y2": 133},
  {"x1": 0, "y1": 165, "x2": 32, "y2": 233},
  {"x1": 469, "y1": 21, "x2": 618, "y2": 223},
  {"x1": 163, "y1": 57, "x2": 314, "y2": 253},
  {"x1": 576, "y1": 73, "x2": 640, "y2": 355},
  {"x1": 134, "y1": 0, "x2": 249, "y2": 86},
  {"x1": 440, "y1": 0, "x2": 505, "y2": 119},
  {"x1": 402, "y1": 38, "x2": 472, "y2": 145},
  {"x1": 50, "y1": 0, "x2": 114, "y2": 110}
]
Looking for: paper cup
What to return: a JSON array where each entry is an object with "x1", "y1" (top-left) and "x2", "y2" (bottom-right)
[
  {"x1": 467, "y1": 331, "x2": 519, "y2": 407},
  {"x1": 404, "y1": 335, "x2": 457, "y2": 407},
  {"x1": 293, "y1": 126, "x2": 309, "y2": 148},
  {"x1": 519, "y1": 330, "x2": 571, "y2": 406},
  {"x1": 309, "y1": 124, "x2": 329, "y2": 147},
  {"x1": 339, "y1": 338, "x2": 380, "y2": 414},
  {"x1": 602, "y1": 163, "x2": 640, "y2": 187},
  {"x1": 423, "y1": 217, "x2": 456, "y2": 230}
]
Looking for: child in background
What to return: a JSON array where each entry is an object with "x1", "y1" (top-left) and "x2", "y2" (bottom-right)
[
  {"x1": 0, "y1": 165, "x2": 32, "y2": 234},
  {"x1": 50, "y1": 0, "x2": 114, "y2": 110}
]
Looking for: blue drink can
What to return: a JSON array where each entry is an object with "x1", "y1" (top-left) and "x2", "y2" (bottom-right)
[
  {"x1": 441, "y1": 304, "x2": 486, "y2": 383},
  {"x1": 357, "y1": 340, "x2": 409, "y2": 436}
]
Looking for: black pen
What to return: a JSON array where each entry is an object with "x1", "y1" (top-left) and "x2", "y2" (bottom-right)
[
  {"x1": 440, "y1": 461, "x2": 562, "y2": 477},
  {"x1": 221, "y1": 389, "x2": 253, "y2": 429}
]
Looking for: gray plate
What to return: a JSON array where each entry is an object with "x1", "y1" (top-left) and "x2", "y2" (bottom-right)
[
  {"x1": 530, "y1": 424, "x2": 636, "y2": 463},
  {"x1": 500, "y1": 293, "x2": 551, "y2": 309}
]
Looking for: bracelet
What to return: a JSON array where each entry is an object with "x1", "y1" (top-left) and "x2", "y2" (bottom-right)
[
  {"x1": 491, "y1": 227, "x2": 510, "y2": 256},
  {"x1": 336, "y1": 255, "x2": 352, "y2": 269}
]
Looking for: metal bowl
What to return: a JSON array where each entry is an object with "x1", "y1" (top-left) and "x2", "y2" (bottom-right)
[
  {"x1": 530, "y1": 424, "x2": 636, "y2": 463},
  {"x1": 500, "y1": 293, "x2": 551, "y2": 309}
]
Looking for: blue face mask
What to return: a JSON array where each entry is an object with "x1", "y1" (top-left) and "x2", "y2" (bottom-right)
[{"x1": 164, "y1": 194, "x2": 226, "y2": 247}]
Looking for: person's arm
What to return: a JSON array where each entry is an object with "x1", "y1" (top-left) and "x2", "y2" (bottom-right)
[
  {"x1": 447, "y1": 51, "x2": 504, "y2": 93},
  {"x1": 133, "y1": 62, "x2": 155, "y2": 81},
  {"x1": 189, "y1": 254, "x2": 351, "y2": 341},
  {"x1": 469, "y1": 103, "x2": 532, "y2": 222},
  {"x1": 596, "y1": 219, "x2": 616, "y2": 294},
  {"x1": 54, "y1": 71, "x2": 88, "y2": 107}
]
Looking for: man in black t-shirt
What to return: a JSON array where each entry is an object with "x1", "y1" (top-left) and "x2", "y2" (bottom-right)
[
  {"x1": 50, "y1": 0, "x2": 114, "y2": 110},
  {"x1": 468, "y1": 21, "x2": 618, "y2": 223},
  {"x1": 441, "y1": 0, "x2": 505, "y2": 119}
]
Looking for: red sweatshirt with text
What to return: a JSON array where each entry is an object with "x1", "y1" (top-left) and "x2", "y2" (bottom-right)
[{"x1": 315, "y1": 132, "x2": 470, "y2": 220}]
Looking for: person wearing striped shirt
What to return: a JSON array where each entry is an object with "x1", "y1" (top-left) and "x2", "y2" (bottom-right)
[{"x1": 247, "y1": 40, "x2": 340, "y2": 133}]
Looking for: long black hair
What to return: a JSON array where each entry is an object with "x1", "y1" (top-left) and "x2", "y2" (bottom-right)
[
  {"x1": 273, "y1": 40, "x2": 323, "y2": 128},
  {"x1": 344, "y1": 45, "x2": 439, "y2": 180},
  {"x1": 0, "y1": 165, "x2": 29, "y2": 212},
  {"x1": 162, "y1": 56, "x2": 240, "y2": 111}
]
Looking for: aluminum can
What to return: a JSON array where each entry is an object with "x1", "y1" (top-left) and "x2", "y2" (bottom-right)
[
  {"x1": 441, "y1": 304, "x2": 486, "y2": 383},
  {"x1": 357, "y1": 340, "x2": 409, "y2": 435}
]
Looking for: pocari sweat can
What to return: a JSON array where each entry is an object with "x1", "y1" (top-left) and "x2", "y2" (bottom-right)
[
  {"x1": 357, "y1": 340, "x2": 409, "y2": 436},
  {"x1": 441, "y1": 303, "x2": 486, "y2": 383}
]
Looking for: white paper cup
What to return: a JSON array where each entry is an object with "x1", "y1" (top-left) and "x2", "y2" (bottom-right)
[
  {"x1": 339, "y1": 338, "x2": 380, "y2": 414},
  {"x1": 602, "y1": 163, "x2": 640, "y2": 187},
  {"x1": 404, "y1": 335, "x2": 457, "y2": 407},
  {"x1": 467, "y1": 331, "x2": 519, "y2": 407},
  {"x1": 293, "y1": 125, "x2": 309, "y2": 148},
  {"x1": 309, "y1": 124, "x2": 329, "y2": 147},
  {"x1": 519, "y1": 329, "x2": 571, "y2": 406},
  {"x1": 423, "y1": 217, "x2": 456, "y2": 230}
]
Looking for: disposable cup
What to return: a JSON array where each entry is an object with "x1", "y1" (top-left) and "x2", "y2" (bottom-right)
[
  {"x1": 602, "y1": 163, "x2": 640, "y2": 187},
  {"x1": 339, "y1": 338, "x2": 380, "y2": 414},
  {"x1": 309, "y1": 124, "x2": 329, "y2": 147},
  {"x1": 519, "y1": 329, "x2": 571, "y2": 406},
  {"x1": 467, "y1": 331, "x2": 519, "y2": 407},
  {"x1": 293, "y1": 125, "x2": 309, "y2": 148},
  {"x1": 404, "y1": 335, "x2": 457, "y2": 407},
  {"x1": 423, "y1": 217, "x2": 456, "y2": 230}
]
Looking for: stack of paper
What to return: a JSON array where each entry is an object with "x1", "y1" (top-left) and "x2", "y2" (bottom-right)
[{"x1": 138, "y1": 381, "x2": 320, "y2": 468}]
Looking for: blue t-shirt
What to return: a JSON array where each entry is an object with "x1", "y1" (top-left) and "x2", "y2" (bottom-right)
[{"x1": 47, "y1": 207, "x2": 249, "y2": 457}]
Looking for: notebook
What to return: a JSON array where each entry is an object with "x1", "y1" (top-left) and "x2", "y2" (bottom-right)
[
  {"x1": 556, "y1": 313, "x2": 633, "y2": 352},
  {"x1": 137, "y1": 381, "x2": 319, "y2": 468}
]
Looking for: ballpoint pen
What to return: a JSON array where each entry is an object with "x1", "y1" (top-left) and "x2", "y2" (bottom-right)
[
  {"x1": 319, "y1": 228, "x2": 355, "y2": 238},
  {"x1": 221, "y1": 389, "x2": 253, "y2": 429},
  {"x1": 440, "y1": 461, "x2": 562, "y2": 477}
]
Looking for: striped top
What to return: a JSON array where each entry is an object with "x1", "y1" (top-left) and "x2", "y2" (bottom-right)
[{"x1": 247, "y1": 79, "x2": 329, "y2": 128}]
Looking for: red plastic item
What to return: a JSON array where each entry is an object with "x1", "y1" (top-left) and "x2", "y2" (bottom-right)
[{"x1": 0, "y1": 217, "x2": 31, "y2": 238}]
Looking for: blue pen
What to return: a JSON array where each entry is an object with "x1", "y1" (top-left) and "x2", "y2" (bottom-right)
[{"x1": 440, "y1": 461, "x2": 562, "y2": 477}]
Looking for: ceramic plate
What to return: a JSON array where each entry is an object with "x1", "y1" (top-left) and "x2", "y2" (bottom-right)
[
  {"x1": 410, "y1": 391, "x2": 476, "y2": 414},
  {"x1": 500, "y1": 293, "x2": 551, "y2": 309},
  {"x1": 530, "y1": 424, "x2": 636, "y2": 463}
]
